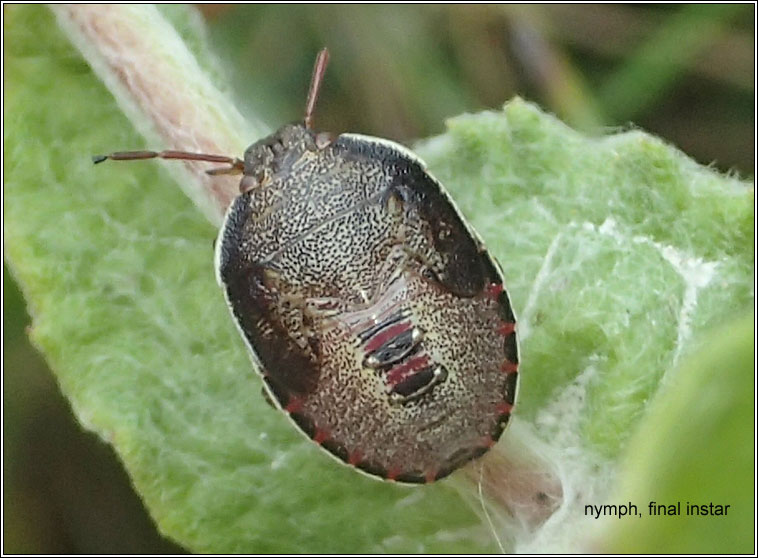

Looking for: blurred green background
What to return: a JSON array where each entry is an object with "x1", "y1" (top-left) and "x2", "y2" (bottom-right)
[{"x1": 3, "y1": 4, "x2": 754, "y2": 553}]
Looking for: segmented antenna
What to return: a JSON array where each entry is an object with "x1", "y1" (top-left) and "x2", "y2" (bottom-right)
[
  {"x1": 92, "y1": 150, "x2": 244, "y2": 175},
  {"x1": 93, "y1": 48, "x2": 333, "y2": 171},
  {"x1": 304, "y1": 48, "x2": 330, "y2": 130}
]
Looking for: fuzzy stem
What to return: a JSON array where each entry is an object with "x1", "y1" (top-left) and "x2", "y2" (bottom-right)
[
  {"x1": 451, "y1": 420, "x2": 564, "y2": 549},
  {"x1": 52, "y1": 4, "x2": 268, "y2": 225}
]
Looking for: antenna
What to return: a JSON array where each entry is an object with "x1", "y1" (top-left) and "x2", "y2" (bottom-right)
[
  {"x1": 92, "y1": 150, "x2": 244, "y2": 175},
  {"x1": 93, "y1": 49, "x2": 333, "y2": 172},
  {"x1": 304, "y1": 48, "x2": 330, "y2": 130}
]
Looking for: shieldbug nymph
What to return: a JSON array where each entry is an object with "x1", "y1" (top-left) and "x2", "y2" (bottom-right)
[{"x1": 95, "y1": 49, "x2": 519, "y2": 484}]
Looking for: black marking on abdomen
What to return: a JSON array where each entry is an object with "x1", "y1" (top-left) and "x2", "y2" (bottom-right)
[
  {"x1": 391, "y1": 366, "x2": 435, "y2": 397},
  {"x1": 357, "y1": 309, "x2": 406, "y2": 342},
  {"x1": 364, "y1": 327, "x2": 422, "y2": 368}
]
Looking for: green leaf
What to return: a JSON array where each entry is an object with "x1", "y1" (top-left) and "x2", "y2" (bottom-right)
[
  {"x1": 423, "y1": 103, "x2": 752, "y2": 455},
  {"x1": 4, "y1": 4, "x2": 753, "y2": 553},
  {"x1": 596, "y1": 312, "x2": 754, "y2": 553}
]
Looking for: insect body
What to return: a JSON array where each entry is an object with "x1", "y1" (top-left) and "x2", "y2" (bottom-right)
[{"x1": 96, "y1": 49, "x2": 519, "y2": 484}]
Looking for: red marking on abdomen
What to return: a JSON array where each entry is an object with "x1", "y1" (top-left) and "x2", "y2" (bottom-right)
[
  {"x1": 424, "y1": 470, "x2": 437, "y2": 484},
  {"x1": 480, "y1": 435, "x2": 497, "y2": 449},
  {"x1": 313, "y1": 428, "x2": 330, "y2": 444},
  {"x1": 285, "y1": 397, "x2": 304, "y2": 413},
  {"x1": 485, "y1": 282, "x2": 504, "y2": 300},
  {"x1": 364, "y1": 321, "x2": 412, "y2": 353},
  {"x1": 495, "y1": 402, "x2": 513, "y2": 415},
  {"x1": 386, "y1": 467, "x2": 401, "y2": 481},
  {"x1": 500, "y1": 360, "x2": 518, "y2": 373},
  {"x1": 386, "y1": 354, "x2": 432, "y2": 386},
  {"x1": 348, "y1": 450, "x2": 363, "y2": 466},
  {"x1": 497, "y1": 322, "x2": 515, "y2": 336}
]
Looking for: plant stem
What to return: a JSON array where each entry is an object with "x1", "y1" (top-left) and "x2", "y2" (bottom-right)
[
  {"x1": 52, "y1": 4, "x2": 267, "y2": 224},
  {"x1": 452, "y1": 421, "x2": 564, "y2": 547}
]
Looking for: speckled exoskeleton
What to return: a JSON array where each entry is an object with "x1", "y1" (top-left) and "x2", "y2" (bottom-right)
[{"x1": 95, "y1": 49, "x2": 519, "y2": 484}]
